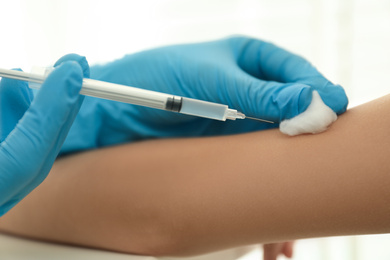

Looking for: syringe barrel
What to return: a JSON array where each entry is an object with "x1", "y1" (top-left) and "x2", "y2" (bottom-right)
[
  {"x1": 29, "y1": 67, "x2": 232, "y2": 120},
  {"x1": 0, "y1": 67, "x2": 238, "y2": 121},
  {"x1": 28, "y1": 67, "x2": 174, "y2": 110},
  {"x1": 179, "y1": 97, "x2": 229, "y2": 121},
  {"x1": 82, "y1": 79, "x2": 172, "y2": 110},
  {"x1": 83, "y1": 81, "x2": 233, "y2": 120}
]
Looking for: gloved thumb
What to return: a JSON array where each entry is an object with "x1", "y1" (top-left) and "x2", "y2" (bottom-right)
[
  {"x1": 2, "y1": 61, "x2": 85, "y2": 173},
  {"x1": 55, "y1": 53, "x2": 90, "y2": 78}
]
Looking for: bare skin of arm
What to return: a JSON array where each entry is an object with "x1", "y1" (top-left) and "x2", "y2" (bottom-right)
[{"x1": 0, "y1": 95, "x2": 389, "y2": 257}]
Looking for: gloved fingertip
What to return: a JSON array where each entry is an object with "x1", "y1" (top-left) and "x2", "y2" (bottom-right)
[
  {"x1": 0, "y1": 68, "x2": 33, "y2": 115},
  {"x1": 0, "y1": 71, "x2": 34, "y2": 142},
  {"x1": 54, "y1": 53, "x2": 90, "y2": 78},
  {"x1": 316, "y1": 84, "x2": 349, "y2": 114},
  {"x1": 0, "y1": 72, "x2": 29, "y2": 93},
  {"x1": 44, "y1": 61, "x2": 84, "y2": 100},
  {"x1": 0, "y1": 68, "x2": 29, "y2": 93},
  {"x1": 274, "y1": 83, "x2": 313, "y2": 120}
]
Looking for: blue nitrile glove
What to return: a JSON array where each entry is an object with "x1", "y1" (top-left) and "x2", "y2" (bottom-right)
[
  {"x1": 61, "y1": 36, "x2": 348, "y2": 154},
  {"x1": 0, "y1": 56, "x2": 89, "y2": 216}
]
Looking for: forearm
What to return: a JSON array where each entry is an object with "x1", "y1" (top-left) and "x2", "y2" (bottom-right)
[{"x1": 1, "y1": 95, "x2": 390, "y2": 256}]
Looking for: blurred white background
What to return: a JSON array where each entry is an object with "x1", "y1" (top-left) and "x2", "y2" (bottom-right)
[
  {"x1": 1, "y1": 0, "x2": 390, "y2": 106},
  {"x1": 1, "y1": 0, "x2": 390, "y2": 259}
]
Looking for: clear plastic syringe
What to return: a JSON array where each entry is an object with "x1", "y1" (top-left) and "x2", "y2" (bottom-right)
[{"x1": 0, "y1": 67, "x2": 273, "y2": 123}]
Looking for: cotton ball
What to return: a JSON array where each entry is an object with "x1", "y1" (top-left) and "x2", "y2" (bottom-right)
[{"x1": 280, "y1": 91, "x2": 337, "y2": 136}]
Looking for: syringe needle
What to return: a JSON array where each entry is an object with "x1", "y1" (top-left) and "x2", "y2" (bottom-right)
[{"x1": 245, "y1": 116, "x2": 274, "y2": 124}]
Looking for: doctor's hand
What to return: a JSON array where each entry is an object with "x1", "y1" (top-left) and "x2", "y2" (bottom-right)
[
  {"x1": 60, "y1": 36, "x2": 348, "y2": 154},
  {"x1": 0, "y1": 57, "x2": 89, "y2": 216}
]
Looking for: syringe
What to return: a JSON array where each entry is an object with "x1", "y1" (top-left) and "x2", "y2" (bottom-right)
[{"x1": 0, "y1": 67, "x2": 273, "y2": 123}]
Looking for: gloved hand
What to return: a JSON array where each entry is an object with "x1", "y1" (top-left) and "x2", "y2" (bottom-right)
[
  {"x1": 61, "y1": 36, "x2": 348, "y2": 154},
  {"x1": 0, "y1": 56, "x2": 89, "y2": 216}
]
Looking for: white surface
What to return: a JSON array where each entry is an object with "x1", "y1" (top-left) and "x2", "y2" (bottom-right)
[
  {"x1": 0, "y1": 233, "x2": 155, "y2": 260},
  {"x1": 0, "y1": 233, "x2": 253, "y2": 260},
  {"x1": 0, "y1": 0, "x2": 389, "y2": 108}
]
